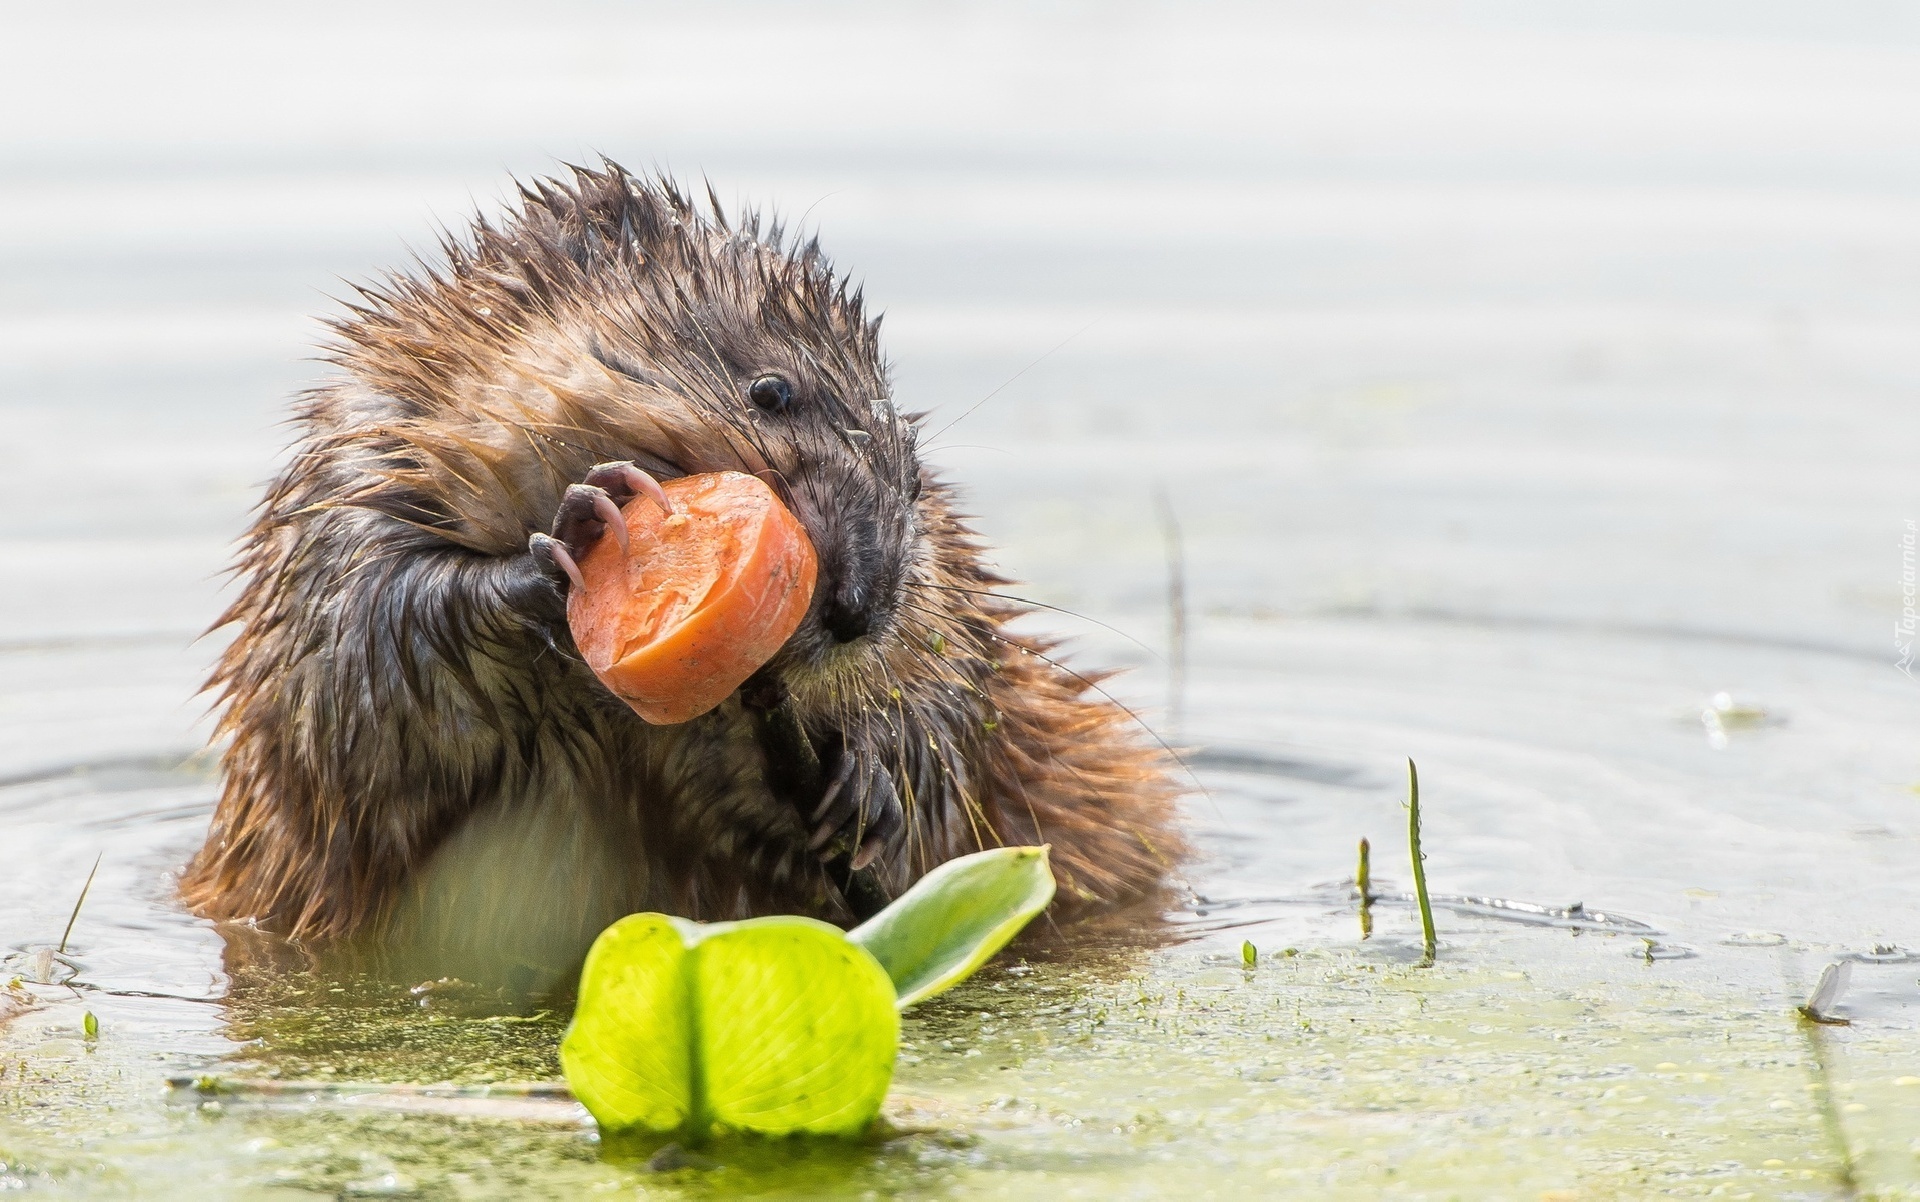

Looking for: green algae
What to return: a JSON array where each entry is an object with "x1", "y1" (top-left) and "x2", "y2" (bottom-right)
[
  {"x1": 219, "y1": 971, "x2": 568, "y2": 1086},
  {"x1": 4, "y1": 923, "x2": 1916, "y2": 1200}
]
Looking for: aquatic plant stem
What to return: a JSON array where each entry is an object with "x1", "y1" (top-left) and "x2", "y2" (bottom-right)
[
  {"x1": 1154, "y1": 486, "x2": 1187, "y2": 742},
  {"x1": 1356, "y1": 837, "x2": 1373, "y2": 940},
  {"x1": 1405, "y1": 760, "x2": 1436, "y2": 967},
  {"x1": 1789, "y1": 957, "x2": 1862, "y2": 1197},
  {"x1": 57, "y1": 854, "x2": 101, "y2": 955},
  {"x1": 1798, "y1": 1021, "x2": 1860, "y2": 1198}
]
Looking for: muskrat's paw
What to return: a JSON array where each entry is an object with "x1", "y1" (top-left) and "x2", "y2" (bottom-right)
[
  {"x1": 808, "y1": 745, "x2": 904, "y2": 871},
  {"x1": 528, "y1": 463, "x2": 671, "y2": 591}
]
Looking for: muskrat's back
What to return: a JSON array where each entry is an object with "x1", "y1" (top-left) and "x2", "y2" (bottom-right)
[{"x1": 182, "y1": 163, "x2": 1185, "y2": 983}]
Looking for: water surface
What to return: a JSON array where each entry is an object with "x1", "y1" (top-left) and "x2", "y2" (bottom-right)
[{"x1": 3, "y1": 2, "x2": 1918, "y2": 1196}]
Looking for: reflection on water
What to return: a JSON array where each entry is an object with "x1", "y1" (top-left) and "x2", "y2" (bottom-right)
[{"x1": 4, "y1": 0, "x2": 1920, "y2": 1196}]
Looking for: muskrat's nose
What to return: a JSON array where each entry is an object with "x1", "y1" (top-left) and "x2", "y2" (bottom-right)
[{"x1": 823, "y1": 582, "x2": 872, "y2": 644}]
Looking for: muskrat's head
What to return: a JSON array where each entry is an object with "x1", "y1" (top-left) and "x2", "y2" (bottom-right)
[
  {"x1": 329, "y1": 161, "x2": 936, "y2": 708},
  {"x1": 721, "y1": 368, "x2": 927, "y2": 685}
]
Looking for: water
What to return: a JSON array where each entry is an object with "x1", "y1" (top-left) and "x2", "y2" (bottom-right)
[{"x1": 3, "y1": 2, "x2": 1918, "y2": 1196}]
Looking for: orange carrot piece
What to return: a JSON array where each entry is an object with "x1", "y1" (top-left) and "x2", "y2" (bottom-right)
[{"x1": 567, "y1": 471, "x2": 818, "y2": 725}]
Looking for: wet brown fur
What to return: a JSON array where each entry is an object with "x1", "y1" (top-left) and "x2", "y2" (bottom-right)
[{"x1": 181, "y1": 163, "x2": 1185, "y2": 962}]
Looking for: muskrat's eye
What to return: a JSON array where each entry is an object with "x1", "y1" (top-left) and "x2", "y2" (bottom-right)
[{"x1": 748, "y1": 374, "x2": 794, "y2": 414}]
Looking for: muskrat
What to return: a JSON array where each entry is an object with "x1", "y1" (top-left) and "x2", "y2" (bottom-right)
[{"x1": 182, "y1": 162, "x2": 1184, "y2": 985}]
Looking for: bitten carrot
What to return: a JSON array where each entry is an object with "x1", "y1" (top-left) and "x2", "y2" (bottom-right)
[{"x1": 567, "y1": 471, "x2": 818, "y2": 725}]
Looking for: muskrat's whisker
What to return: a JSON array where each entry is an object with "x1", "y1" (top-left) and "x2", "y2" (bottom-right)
[
  {"x1": 890, "y1": 617, "x2": 989, "y2": 699},
  {"x1": 963, "y1": 620, "x2": 1205, "y2": 795},
  {"x1": 885, "y1": 634, "x2": 990, "y2": 841},
  {"x1": 922, "y1": 584, "x2": 1164, "y2": 662},
  {"x1": 900, "y1": 649, "x2": 1054, "y2": 839},
  {"x1": 923, "y1": 317, "x2": 1099, "y2": 447},
  {"x1": 887, "y1": 656, "x2": 1036, "y2": 852},
  {"x1": 892, "y1": 636, "x2": 1080, "y2": 857}
]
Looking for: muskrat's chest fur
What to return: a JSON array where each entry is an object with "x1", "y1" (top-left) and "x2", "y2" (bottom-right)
[{"x1": 182, "y1": 162, "x2": 1185, "y2": 984}]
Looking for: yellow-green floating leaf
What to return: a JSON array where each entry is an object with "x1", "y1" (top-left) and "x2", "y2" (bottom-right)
[
  {"x1": 561, "y1": 914, "x2": 896, "y2": 1139},
  {"x1": 849, "y1": 845, "x2": 1055, "y2": 1008}
]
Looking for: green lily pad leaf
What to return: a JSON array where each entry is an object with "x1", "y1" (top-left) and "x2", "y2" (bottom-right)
[
  {"x1": 558, "y1": 914, "x2": 695, "y2": 1134},
  {"x1": 560, "y1": 913, "x2": 897, "y2": 1139},
  {"x1": 850, "y1": 845, "x2": 1056, "y2": 1008},
  {"x1": 692, "y1": 919, "x2": 898, "y2": 1135}
]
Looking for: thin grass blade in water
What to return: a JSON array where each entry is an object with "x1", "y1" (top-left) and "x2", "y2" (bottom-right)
[
  {"x1": 58, "y1": 853, "x2": 102, "y2": 955},
  {"x1": 1406, "y1": 761, "x2": 1437, "y2": 966}
]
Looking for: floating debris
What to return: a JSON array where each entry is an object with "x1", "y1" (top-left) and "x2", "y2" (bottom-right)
[
  {"x1": 0, "y1": 981, "x2": 34, "y2": 1026},
  {"x1": 164, "y1": 1076, "x2": 588, "y2": 1124},
  {"x1": 1, "y1": 945, "x2": 80, "y2": 986},
  {"x1": 1187, "y1": 885, "x2": 1661, "y2": 939},
  {"x1": 1722, "y1": 931, "x2": 1788, "y2": 948},
  {"x1": 1843, "y1": 944, "x2": 1920, "y2": 964},
  {"x1": 168, "y1": 1075, "x2": 576, "y2": 1099},
  {"x1": 1635, "y1": 940, "x2": 1697, "y2": 962},
  {"x1": 1798, "y1": 961, "x2": 1852, "y2": 1025},
  {"x1": 1439, "y1": 895, "x2": 1659, "y2": 934},
  {"x1": 1700, "y1": 692, "x2": 1780, "y2": 749}
]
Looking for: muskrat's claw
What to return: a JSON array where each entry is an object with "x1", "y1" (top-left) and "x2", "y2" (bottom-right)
[
  {"x1": 808, "y1": 748, "x2": 904, "y2": 869},
  {"x1": 528, "y1": 533, "x2": 584, "y2": 592},
  {"x1": 551, "y1": 482, "x2": 624, "y2": 565},
  {"x1": 549, "y1": 464, "x2": 670, "y2": 568},
  {"x1": 851, "y1": 768, "x2": 904, "y2": 870},
  {"x1": 851, "y1": 822, "x2": 895, "y2": 872},
  {"x1": 592, "y1": 492, "x2": 629, "y2": 554},
  {"x1": 807, "y1": 752, "x2": 856, "y2": 848},
  {"x1": 583, "y1": 461, "x2": 673, "y2": 517}
]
